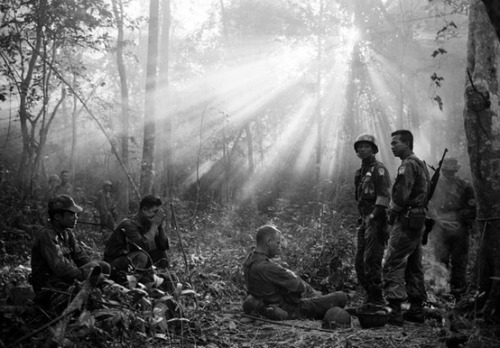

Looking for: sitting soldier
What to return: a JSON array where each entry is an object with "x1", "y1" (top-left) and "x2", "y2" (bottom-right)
[
  {"x1": 104, "y1": 195, "x2": 169, "y2": 285},
  {"x1": 242, "y1": 225, "x2": 348, "y2": 320},
  {"x1": 30, "y1": 195, "x2": 110, "y2": 305}
]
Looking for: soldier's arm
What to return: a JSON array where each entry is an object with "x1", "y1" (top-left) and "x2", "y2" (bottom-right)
[
  {"x1": 38, "y1": 230, "x2": 85, "y2": 281},
  {"x1": 390, "y1": 161, "x2": 416, "y2": 212}
]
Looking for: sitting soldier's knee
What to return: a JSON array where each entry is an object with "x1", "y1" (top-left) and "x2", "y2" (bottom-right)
[
  {"x1": 242, "y1": 294, "x2": 264, "y2": 315},
  {"x1": 263, "y1": 305, "x2": 289, "y2": 321}
]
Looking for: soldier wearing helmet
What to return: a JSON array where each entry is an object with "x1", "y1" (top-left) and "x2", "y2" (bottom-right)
[
  {"x1": 428, "y1": 157, "x2": 475, "y2": 298},
  {"x1": 353, "y1": 133, "x2": 391, "y2": 309},
  {"x1": 95, "y1": 180, "x2": 118, "y2": 230}
]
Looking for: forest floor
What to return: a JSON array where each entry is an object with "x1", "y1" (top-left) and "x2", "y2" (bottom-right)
[{"x1": 1, "y1": 205, "x2": 499, "y2": 348}]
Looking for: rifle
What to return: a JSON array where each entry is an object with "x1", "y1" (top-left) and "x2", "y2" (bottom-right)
[{"x1": 422, "y1": 148, "x2": 448, "y2": 245}]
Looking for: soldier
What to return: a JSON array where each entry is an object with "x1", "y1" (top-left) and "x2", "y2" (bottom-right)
[
  {"x1": 104, "y1": 195, "x2": 170, "y2": 285},
  {"x1": 242, "y1": 225, "x2": 348, "y2": 321},
  {"x1": 54, "y1": 170, "x2": 73, "y2": 196},
  {"x1": 30, "y1": 195, "x2": 110, "y2": 302},
  {"x1": 428, "y1": 157, "x2": 475, "y2": 298},
  {"x1": 384, "y1": 130, "x2": 430, "y2": 325},
  {"x1": 95, "y1": 180, "x2": 118, "y2": 230},
  {"x1": 353, "y1": 134, "x2": 391, "y2": 308}
]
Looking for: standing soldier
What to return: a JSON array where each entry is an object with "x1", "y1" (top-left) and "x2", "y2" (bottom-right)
[
  {"x1": 428, "y1": 157, "x2": 475, "y2": 298},
  {"x1": 353, "y1": 134, "x2": 391, "y2": 308},
  {"x1": 384, "y1": 129, "x2": 430, "y2": 325},
  {"x1": 54, "y1": 170, "x2": 73, "y2": 196},
  {"x1": 95, "y1": 180, "x2": 118, "y2": 231}
]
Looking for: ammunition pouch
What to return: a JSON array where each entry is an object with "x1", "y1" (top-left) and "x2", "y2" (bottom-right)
[{"x1": 401, "y1": 207, "x2": 426, "y2": 230}]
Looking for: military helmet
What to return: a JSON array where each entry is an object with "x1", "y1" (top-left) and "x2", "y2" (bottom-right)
[
  {"x1": 354, "y1": 133, "x2": 378, "y2": 154},
  {"x1": 48, "y1": 174, "x2": 60, "y2": 183},
  {"x1": 442, "y1": 157, "x2": 460, "y2": 171}
]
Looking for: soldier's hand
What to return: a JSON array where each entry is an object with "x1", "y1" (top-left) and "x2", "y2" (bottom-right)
[
  {"x1": 152, "y1": 208, "x2": 166, "y2": 226},
  {"x1": 387, "y1": 210, "x2": 398, "y2": 225}
]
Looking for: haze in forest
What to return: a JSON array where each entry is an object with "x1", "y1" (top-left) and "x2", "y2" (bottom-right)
[{"x1": 0, "y1": 0, "x2": 470, "y2": 206}]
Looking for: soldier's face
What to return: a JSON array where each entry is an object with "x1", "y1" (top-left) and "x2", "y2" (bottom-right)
[
  {"x1": 57, "y1": 211, "x2": 78, "y2": 229},
  {"x1": 356, "y1": 142, "x2": 374, "y2": 159},
  {"x1": 391, "y1": 135, "x2": 407, "y2": 158},
  {"x1": 267, "y1": 232, "x2": 282, "y2": 258},
  {"x1": 141, "y1": 206, "x2": 161, "y2": 221}
]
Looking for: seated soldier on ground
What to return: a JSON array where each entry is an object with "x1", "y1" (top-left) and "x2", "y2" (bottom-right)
[
  {"x1": 103, "y1": 195, "x2": 169, "y2": 285},
  {"x1": 12, "y1": 202, "x2": 44, "y2": 234},
  {"x1": 30, "y1": 195, "x2": 110, "y2": 304},
  {"x1": 242, "y1": 225, "x2": 348, "y2": 321}
]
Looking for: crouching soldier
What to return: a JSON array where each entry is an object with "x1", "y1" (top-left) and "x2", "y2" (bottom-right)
[{"x1": 242, "y1": 225, "x2": 348, "y2": 320}]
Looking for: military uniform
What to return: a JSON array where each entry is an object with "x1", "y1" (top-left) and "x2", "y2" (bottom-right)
[
  {"x1": 242, "y1": 251, "x2": 347, "y2": 320},
  {"x1": 384, "y1": 154, "x2": 430, "y2": 309},
  {"x1": 31, "y1": 224, "x2": 93, "y2": 292},
  {"x1": 354, "y1": 156, "x2": 391, "y2": 305},
  {"x1": 429, "y1": 171, "x2": 475, "y2": 293},
  {"x1": 95, "y1": 186, "x2": 118, "y2": 230},
  {"x1": 104, "y1": 213, "x2": 170, "y2": 282}
]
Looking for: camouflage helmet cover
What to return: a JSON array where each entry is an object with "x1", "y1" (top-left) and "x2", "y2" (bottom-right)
[
  {"x1": 354, "y1": 133, "x2": 379, "y2": 154},
  {"x1": 442, "y1": 157, "x2": 460, "y2": 171}
]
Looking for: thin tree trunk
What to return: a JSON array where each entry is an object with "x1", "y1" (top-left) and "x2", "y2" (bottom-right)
[
  {"x1": 140, "y1": 0, "x2": 160, "y2": 196},
  {"x1": 160, "y1": 0, "x2": 172, "y2": 200},
  {"x1": 111, "y1": 0, "x2": 130, "y2": 216}
]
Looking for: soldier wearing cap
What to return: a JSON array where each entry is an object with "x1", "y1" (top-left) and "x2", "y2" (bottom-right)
[
  {"x1": 95, "y1": 180, "x2": 118, "y2": 230},
  {"x1": 30, "y1": 195, "x2": 110, "y2": 297},
  {"x1": 384, "y1": 130, "x2": 430, "y2": 325},
  {"x1": 428, "y1": 157, "x2": 475, "y2": 297},
  {"x1": 353, "y1": 133, "x2": 391, "y2": 309}
]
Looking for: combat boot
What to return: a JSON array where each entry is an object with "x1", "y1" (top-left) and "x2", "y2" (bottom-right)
[
  {"x1": 403, "y1": 302, "x2": 425, "y2": 323},
  {"x1": 387, "y1": 299, "x2": 403, "y2": 326}
]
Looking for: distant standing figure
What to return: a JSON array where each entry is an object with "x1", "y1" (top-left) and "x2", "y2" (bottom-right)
[
  {"x1": 95, "y1": 181, "x2": 117, "y2": 230},
  {"x1": 104, "y1": 195, "x2": 170, "y2": 285},
  {"x1": 45, "y1": 174, "x2": 61, "y2": 200},
  {"x1": 73, "y1": 186, "x2": 87, "y2": 207},
  {"x1": 428, "y1": 157, "x2": 475, "y2": 298},
  {"x1": 54, "y1": 170, "x2": 73, "y2": 196},
  {"x1": 353, "y1": 133, "x2": 391, "y2": 307}
]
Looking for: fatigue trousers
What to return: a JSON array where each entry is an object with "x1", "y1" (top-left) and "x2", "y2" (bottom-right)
[
  {"x1": 383, "y1": 220, "x2": 426, "y2": 304},
  {"x1": 355, "y1": 215, "x2": 388, "y2": 303},
  {"x1": 430, "y1": 222, "x2": 469, "y2": 291},
  {"x1": 243, "y1": 291, "x2": 347, "y2": 321}
]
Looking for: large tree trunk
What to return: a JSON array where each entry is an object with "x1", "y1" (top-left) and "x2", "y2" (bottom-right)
[
  {"x1": 464, "y1": 0, "x2": 500, "y2": 318},
  {"x1": 481, "y1": 0, "x2": 500, "y2": 41},
  {"x1": 112, "y1": 0, "x2": 130, "y2": 215},
  {"x1": 140, "y1": 0, "x2": 160, "y2": 196}
]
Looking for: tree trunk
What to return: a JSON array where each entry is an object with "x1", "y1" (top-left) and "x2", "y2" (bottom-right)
[
  {"x1": 140, "y1": 0, "x2": 160, "y2": 196},
  {"x1": 464, "y1": 0, "x2": 500, "y2": 318},
  {"x1": 112, "y1": 0, "x2": 130, "y2": 215},
  {"x1": 159, "y1": 0, "x2": 172, "y2": 200},
  {"x1": 481, "y1": 0, "x2": 500, "y2": 41}
]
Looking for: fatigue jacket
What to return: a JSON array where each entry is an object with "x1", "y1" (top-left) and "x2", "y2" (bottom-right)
[
  {"x1": 243, "y1": 251, "x2": 306, "y2": 305},
  {"x1": 104, "y1": 213, "x2": 169, "y2": 261},
  {"x1": 31, "y1": 223, "x2": 90, "y2": 292},
  {"x1": 431, "y1": 175, "x2": 475, "y2": 217},
  {"x1": 390, "y1": 153, "x2": 430, "y2": 213},
  {"x1": 355, "y1": 157, "x2": 391, "y2": 215}
]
